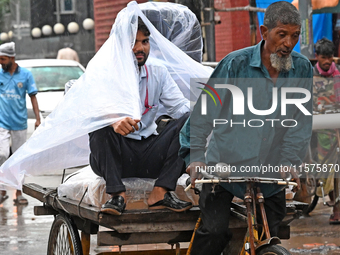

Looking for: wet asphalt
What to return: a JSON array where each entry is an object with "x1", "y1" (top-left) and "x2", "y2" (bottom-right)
[{"x1": 0, "y1": 172, "x2": 340, "y2": 255}]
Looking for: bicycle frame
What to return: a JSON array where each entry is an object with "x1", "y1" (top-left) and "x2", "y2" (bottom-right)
[
  {"x1": 241, "y1": 183, "x2": 281, "y2": 255},
  {"x1": 186, "y1": 176, "x2": 297, "y2": 255}
]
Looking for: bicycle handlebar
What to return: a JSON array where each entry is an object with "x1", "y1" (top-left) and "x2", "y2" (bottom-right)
[{"x1": 184, "y1": 177, "x2": 297, "y2": 192}]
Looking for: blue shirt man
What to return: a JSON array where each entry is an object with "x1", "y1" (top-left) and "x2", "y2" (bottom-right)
[
  {"x1": 180, "y1": 2, "x2": 313, "y2": 254},
  {"x1": 0, "y1": 42, "x2": 40, "y2": 205},
  {"x1": 0, "y1": 66, "x2": 38, "y2": 130}
]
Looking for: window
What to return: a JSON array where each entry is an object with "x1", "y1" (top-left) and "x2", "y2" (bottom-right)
[
  {"x1": 61, "y1": 0, "x2": 73, "y2": 12},
  {"x1": 27, "y1": 66, "x2": 84, "y2": 91},
  {"x1": 55, "y1": 0, "x2": 75, "y2": 14}
]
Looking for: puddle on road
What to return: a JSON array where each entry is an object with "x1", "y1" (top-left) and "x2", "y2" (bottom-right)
[{"x1": 282, "y1": 236, "x2": 340, "y2": 254}]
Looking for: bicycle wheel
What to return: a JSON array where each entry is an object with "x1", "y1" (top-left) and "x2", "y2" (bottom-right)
[
  {"x1": 47, "y1": 214, "x2": 83, "y2": 255},
  {"x1": 256, "y1": 244, "x2": 291, "y2": 255},
  {"x1": 304, "y1": 195, "x2": 319, "y2": 215}
]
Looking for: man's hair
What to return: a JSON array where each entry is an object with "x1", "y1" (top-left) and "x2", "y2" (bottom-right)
[
  {"x1": 138, "y1": 17, "x2": 150, "y2": 36},
  {"x1": 263, "y1": 1, "x2": 301, "y2": 30},
  {"x1": 315, "y1": 38, "x2": 335, "y2": 56}
]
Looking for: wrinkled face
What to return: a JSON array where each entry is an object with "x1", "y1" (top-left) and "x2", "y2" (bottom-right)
[
  {"x1": 262, "y1": 22, "x2": 300, "y2": 58},
  {"x1": 316, "y1": 54, "x2": 333, "y2": 72},
  {"x1": 0, "y1": 56, "x2": 13, "y2": 72},
  {"x1": 132, "y1": 30, "x2": 150, "y2": 67}
]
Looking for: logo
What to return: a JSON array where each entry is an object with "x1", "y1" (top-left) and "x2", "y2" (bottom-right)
[
  {"x1": 197, "y1": 82, "x2": 222, "y2": 115},
  {"x1": 199, "y1": 83, "x2": 311, "y2": 128},
  {"x1": 17, "y1": 82, "x2": 23, "y2": 88}
]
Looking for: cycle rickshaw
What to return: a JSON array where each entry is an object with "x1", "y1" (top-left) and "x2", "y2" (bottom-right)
[{"x1": 17, "y1": 2, "x2": 308, "y2": 254}]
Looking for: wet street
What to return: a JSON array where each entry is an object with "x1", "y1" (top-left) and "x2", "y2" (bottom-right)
[{"x1": 0, "y1": 172, "x2": 340, "y2": 255}]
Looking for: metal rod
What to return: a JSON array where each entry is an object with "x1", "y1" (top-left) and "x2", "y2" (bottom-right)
[
  {"x1": 186, "y1": 217, "x2": 202, "y2": 255},
  {"x1": 204, "y1": 6, "x2": 266, "y2": 13},
  {"x1": 257, "y1": 187, "x2": 271, "y2": 240},
  {"x1": 245, "y1": 184, "x2": 256, "y2": 254}
]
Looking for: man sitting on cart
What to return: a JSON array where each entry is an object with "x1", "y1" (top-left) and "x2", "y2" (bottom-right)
[
  {"x1": 180, "y1": 1, "x2": 313, "y2": 254},
  {"x1": 89, "y1": 17, "x2": 192, "y2": 215}
]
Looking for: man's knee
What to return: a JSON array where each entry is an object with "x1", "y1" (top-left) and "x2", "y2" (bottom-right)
[
  {"x1": 89, "y1": 126, "x2": 118, "y2": 148},
  {"x1": 203, "y1": 220, "x2": 230, "y2": 236}
]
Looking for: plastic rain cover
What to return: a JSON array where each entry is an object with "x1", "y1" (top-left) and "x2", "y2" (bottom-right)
[
  {"x1": 0, "y1": 1, "x2": 213, "y2": 189},
  {"x1": 139, "y1": 2, "x2": 203, "y2": 63}
]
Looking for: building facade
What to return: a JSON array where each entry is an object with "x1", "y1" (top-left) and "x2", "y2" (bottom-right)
[{"x1": 0, "y1": 0, "x2": 95, "y2": 67}]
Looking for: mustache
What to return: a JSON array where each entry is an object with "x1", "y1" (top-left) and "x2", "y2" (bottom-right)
[
  {"x1": 277, "y1": 47, "x2": 292, "y2": 54},
  {"x1": 135, "y1": 51, "x2": 145, "y2": 56}
]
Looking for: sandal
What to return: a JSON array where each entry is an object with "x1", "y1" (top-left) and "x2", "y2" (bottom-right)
[
  {"x1": 13, "y1": 195, "x2": 28, "y2": 205},
  {"x1": 329, "y1": 214, "x2": 340, "y2": 224},
  {"x1": 0, "y1": 194, "x2": 9, "y2": 204}
]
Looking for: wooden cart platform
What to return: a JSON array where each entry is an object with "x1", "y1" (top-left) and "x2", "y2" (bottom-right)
[{"x1": 23, "y1": 183, "x2": 305, "y2": 255}]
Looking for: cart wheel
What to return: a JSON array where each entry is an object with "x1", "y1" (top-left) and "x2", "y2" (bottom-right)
[
  {"x1": 256, "y1": 244, "x2": 291, "y2": 255},
  {"x1": 47, "y1": 214, "x2": 83, "y2": 255}
]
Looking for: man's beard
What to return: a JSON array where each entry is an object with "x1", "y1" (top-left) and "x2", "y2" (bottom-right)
[
  {"x1": 270, "y1": 53, "x2": 292, "y2": 72},
  {"x1": 135, "y1": 51, "x2": 148, "y2": 67},
  {"x1": 138, "y1": 59, "x2": 147, "y2": 67},
  {"x1": 2, "y1": 61, "x2": 12, "y2": 72}
]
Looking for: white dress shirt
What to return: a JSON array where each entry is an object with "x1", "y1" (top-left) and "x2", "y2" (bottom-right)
[{"x1": 126, "y1": 62, "x2": 190, "y2": 140}]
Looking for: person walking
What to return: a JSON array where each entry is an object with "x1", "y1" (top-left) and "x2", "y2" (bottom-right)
[{"x1": 0, "y1": 42, "x2": 40, "y2": 205}]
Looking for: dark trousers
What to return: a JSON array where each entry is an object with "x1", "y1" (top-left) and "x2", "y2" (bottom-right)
[
  {"x1": 89, "y1": 113, "x2": 189, "y2": 194},
  {"x1": 190, "y1": 184, "x2": 286, "y2": 255}
]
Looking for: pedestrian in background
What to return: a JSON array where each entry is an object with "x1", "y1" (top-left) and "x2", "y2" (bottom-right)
[
  {"x1": 311, "y1": 38, "x2": 340, "y2": 224},
  {"x1": 0, "y1": 42, "x2": 41, "y2": 205},
  {"x1": 57, "y1": 43, "x2": 80, "y2": 63}
]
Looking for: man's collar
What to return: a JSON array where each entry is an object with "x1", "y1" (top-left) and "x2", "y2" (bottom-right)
[
  {"x1": 250, "y1": 40, "x2": 295, "y2": 70},
  {"x1": 250, "y1": 41, "x2": 263, "y2": 68},
  {"x1": 140, "y1": 65, "x2": 147, "y2": 78},
  {"x1": 14, "y1": 65, "x2": 20, "y2": 73}
]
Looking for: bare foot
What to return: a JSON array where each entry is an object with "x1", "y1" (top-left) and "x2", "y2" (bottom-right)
[{"x1": 147, "y1": 187, "x2": 167, "y2": 205}]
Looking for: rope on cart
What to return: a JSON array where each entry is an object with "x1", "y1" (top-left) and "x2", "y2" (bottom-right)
[
  {"x1": 61, "y1": 169, "x2": 66, "y2": 184},
  {"x1": 77, "y1": 186, "x2": 88, "y2": 221},
  {"x1": 43, "y1": 188, "x2": 71, "y2": 215}
]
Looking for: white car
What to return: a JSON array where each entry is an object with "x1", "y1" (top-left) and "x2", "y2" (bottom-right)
[{"x1": 16, "y1": 59, "x2": 86, "y2": 138}]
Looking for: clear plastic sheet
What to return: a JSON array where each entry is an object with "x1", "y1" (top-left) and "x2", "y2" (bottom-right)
[
  {"x1": 0, "y1": 1, "x2": 213, "y2": 190},
  {"x1": 58, "y1": 166, "x2": 198, "y2": 207},
  {"x1": 139, "y1": 2, "x2": 203, "y2": 63},
  {"x1": 58, "y1": 165, "x2": 155, "y2": 208}
]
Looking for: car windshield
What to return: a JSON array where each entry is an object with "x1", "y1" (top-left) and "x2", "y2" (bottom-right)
[{"x1": 26, "y1": 66, "x2": 84, "y2": 92}]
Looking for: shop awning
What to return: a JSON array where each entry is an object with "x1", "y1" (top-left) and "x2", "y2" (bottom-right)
[{"x1": 292, "y1": 0, "x2": 340, "y2": 13}]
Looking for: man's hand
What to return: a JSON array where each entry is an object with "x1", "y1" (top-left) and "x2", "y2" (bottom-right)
[
  {"x1": 280, "y1": 166, "x2": 300, "y2": 192},
  {"x1": 111, "y1": 117, "x2": 140, "y2": 136},
  {"x1": 186, "y1": 161, "x2": 206, "y2": 188},
  {"x1": 35, "y1": 119, "x2": 41, "y2": 129}
]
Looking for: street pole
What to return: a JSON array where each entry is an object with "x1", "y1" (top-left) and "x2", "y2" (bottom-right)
[
  {"x1": 15, "y1": 0, "x2": 21, "y2": 40},
  {"x1": 56, "y1": 0, "x2": 60, "y2": 23},
  {"x1": 299, "y1": 0, "x2": 314, "y2": 58},
  {"x1": 202, "y1": 0, "x2": 215, "y2": 62},
  {"x1": 249, "y1": 0, "x2": 257, "y2": 46}
]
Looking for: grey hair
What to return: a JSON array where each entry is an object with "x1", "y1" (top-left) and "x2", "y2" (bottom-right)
[{"x1": 263, "y1": 1, "x2": 301, "y2": 30}]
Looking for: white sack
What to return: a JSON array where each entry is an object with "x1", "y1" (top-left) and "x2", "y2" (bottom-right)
[{"x1": 0, "y1": 1, "x2": 213, "y2": 189}]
